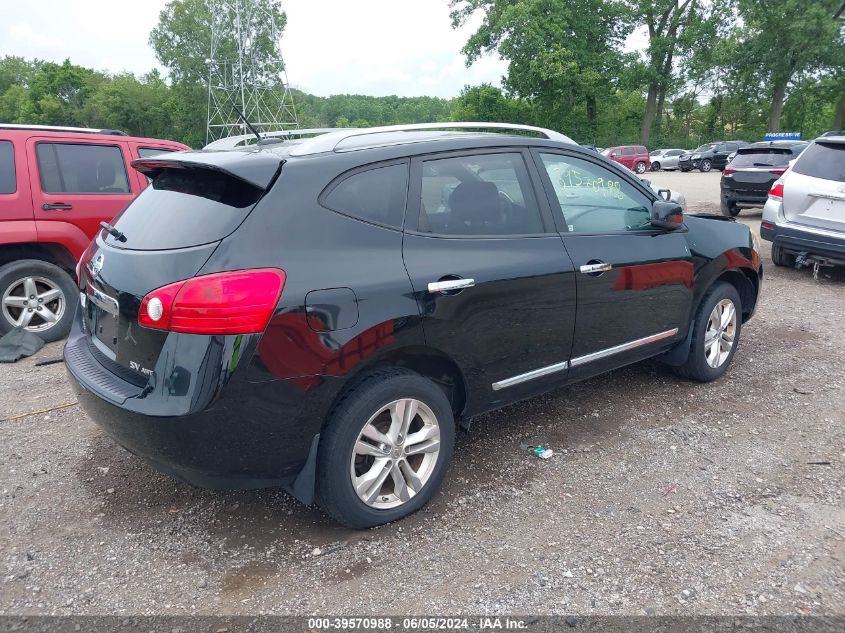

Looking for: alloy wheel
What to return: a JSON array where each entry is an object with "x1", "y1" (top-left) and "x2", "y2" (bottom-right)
[
  {"x1": 350, "y1": 398, "x2": 441, "y2": 509},
  {"x1": 704, "y1": 298, "x2": 737, "y2": 368},
  {"x1": 636, "y1": 162, "x2": 646, "y2": 174},
  {"x1": 701, "y1": 159, "x2": 712, "y2": 172},
  {"x1": 1, "y1": 276, "x2": 65, "y2": 333}
]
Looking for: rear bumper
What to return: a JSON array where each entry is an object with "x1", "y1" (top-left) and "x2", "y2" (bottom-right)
[
  {"x1": 721, "y1": 188, "x2": 769, "y2": 207},
  {"x1": 64, "y1": 310, "x2": 336, "y2": 490},
  {"x1": 760, "y1": 222, "x2": 845, "y2": 261}
]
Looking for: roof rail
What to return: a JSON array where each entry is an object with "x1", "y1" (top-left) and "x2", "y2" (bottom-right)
[
  {"x1": 203, "y1": 128, "x2": 349, "y2": 151},
  {"x1": 288, "y1": 122, "x2": 576, "y2": 156},
  {"x1": 0, "y1": 123, "x2": 127, "y2": 136}
]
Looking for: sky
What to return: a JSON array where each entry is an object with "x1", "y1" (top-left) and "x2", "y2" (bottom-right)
[{"x1": 1, "y1": 0, "x2": 649, "y2": 99}]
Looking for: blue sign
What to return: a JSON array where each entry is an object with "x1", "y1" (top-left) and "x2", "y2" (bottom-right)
[{"x1": 764, "y1": 132, "x2": 801, "y2": 141}]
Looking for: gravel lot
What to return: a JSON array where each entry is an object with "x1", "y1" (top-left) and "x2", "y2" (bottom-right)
[{"x1": 1, "y1": 171, "x2": 843, "y2": 616}]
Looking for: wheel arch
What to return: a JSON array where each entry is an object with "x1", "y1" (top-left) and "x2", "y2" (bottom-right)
[
  {"x1": 712, "y1": 267, "x2": 759, "y2": 322},
  {"x1": 334, "y1": 344, "x2": 468, "y2": 421},
  {"x1": 0, "y1": 242, "x2": 78, "y2": 278}
]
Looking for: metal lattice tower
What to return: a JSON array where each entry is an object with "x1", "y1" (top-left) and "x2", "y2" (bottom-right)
[{"x1": 206, "y1": 0, "x2": 299, "y2": 143}]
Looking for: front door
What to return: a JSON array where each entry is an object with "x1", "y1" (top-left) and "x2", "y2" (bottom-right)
[
  {"x1": 532, "y1": 149, "x2": 694, "y2": 380},
  {"x1": 27, "y1": 138, "x2": 137, "y2": 249},
  {"x1": 402, "y1": 149, "x2": 577, "y2": 411}
]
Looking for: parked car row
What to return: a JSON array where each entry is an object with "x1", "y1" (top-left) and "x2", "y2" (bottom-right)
[
  {"x1": 599, "y1": 141, "x2": 754, "y2": 174},
  {"x1": 0, "y1": 124, "x2": 188, "y2": 341}
]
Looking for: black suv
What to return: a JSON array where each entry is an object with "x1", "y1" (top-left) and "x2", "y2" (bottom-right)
[
  {"x1": 679, "y1": 141, "x2": 749, "y2": 172},
  {"x1": 720, "y1": 141, "x2": 808, "y2": 216},
  {"x1": 64, "y1": 123, "x2": 762, "y2": 528}
]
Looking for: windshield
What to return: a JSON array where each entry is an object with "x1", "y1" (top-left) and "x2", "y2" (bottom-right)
[{"x1": 694, "y1": 144, "x2": 714, "y2": 152}]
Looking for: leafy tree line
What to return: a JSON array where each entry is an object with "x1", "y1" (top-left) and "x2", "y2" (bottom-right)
[{"x1": 1, "y1": 0, "x2": 843, "y2": 149}]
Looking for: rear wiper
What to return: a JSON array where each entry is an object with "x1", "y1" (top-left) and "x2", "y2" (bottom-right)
[
  {"x1": 100, "y1": 221, "x2": 127, "y2": 243},
  {"x1": 752, "y1": 162, "x2": 776, "y2": 167}
]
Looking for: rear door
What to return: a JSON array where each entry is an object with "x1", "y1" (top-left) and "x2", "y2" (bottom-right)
[
  {"x1": 532, "y1": 149, "x2": 693, "y2": 380},
  {"x1": 402, "y1": 148, "x2": 577, "y2": 409},
  {"x1": 621, "y1": 146, "x2": 636, "y2": 169},
  {"x1": 27, "y1": 138, "x2": 138, "y2": 244},
  {"x1": 0, "y1": 138, "x2": 35, "y2": 235},
  {"x1": 784, "y1": 139, "x2": 845, "y2": 233}
]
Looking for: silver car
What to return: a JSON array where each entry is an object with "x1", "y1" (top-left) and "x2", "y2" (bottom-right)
[
  {"x1": 649, "y1": 148, "x2": 686, "y2": 171},
  {"x1": 761, "y1": 134, "x2": 845, "y2": 271}
]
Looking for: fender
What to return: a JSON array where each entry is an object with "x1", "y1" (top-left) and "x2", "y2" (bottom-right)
[
  {"x1": 34, "y1": 220, "x2": 93, "y2": 261},
  {"x1": 0, "y1": 220, "x2": 38, "y2": 244}
]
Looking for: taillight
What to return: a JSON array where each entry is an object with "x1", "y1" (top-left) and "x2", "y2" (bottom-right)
[
  {"x1": 138, "y1": 268, "x2": 285, "y2": 335},
  {"x1": 768, "y1": 181, "x2": 784, "y2": 201},
  {"x1": 761, "y1": 221, "x2": 774, "y2": 231},
  {"x1": 723, "y1": 166, "x2": 736, "y2": 175},
  {"x1": 768, "y1": 168, "x2": 786, "y2": 176}
]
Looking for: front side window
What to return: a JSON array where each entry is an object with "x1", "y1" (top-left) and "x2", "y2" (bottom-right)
[
  {"x1": 35, "y1": 143, "x2": 130, "y2": 194},
  {"x1": 0, "y1": 141, "x2": 15, "y2": 194},
  {"x1": 539, "y1": 153, "x2": 652, "y2": 233},
  {"x1": 321, "y1": 162, "x2": 408, "y2": 228},
  {"x1": 417, "y1": 152, "x2": 543, "y2": 236}
]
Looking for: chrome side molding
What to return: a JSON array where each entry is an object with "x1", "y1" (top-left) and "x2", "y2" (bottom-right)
[
  {"x1": 569, "y1": 328, "x2": 679, "y2": 367},
  {"x1": 491, "y1": 328, "x2": 679, "y2": 391},
  {"x1": 492, "y1": 360, "x2": 569, "y2": 391}
]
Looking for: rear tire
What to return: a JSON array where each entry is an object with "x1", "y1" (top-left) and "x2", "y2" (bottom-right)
[
  {"x1": 635, "y1": 161, "x2": 647, "y2": 174},
  {"x1": 316, "y1": 368, "x2": 455, "y2": 528},
  {"x1": 720, "y1": 199, "x2": 741, "y2": 217},
  {"x1": 672, "y1": 282, "x2": 742, "y2": 383},
  {"x1": 771, "y1": 243, "x2": 795, "y2": 267},
  {"x1": 0, "y1": 259, "x2": 77, "y2": 343},
  {"x1": 651, "y1": 162, "x2": 661, "y2": 171}
]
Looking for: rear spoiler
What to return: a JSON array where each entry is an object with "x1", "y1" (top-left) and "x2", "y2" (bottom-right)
[{"x1": 131, "y1": 150, "x2": 284, "y2": 189}]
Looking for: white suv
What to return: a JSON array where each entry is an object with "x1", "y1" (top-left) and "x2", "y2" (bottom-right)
[{"x1": 761, "y1": 133, "x2": 845, "y2": 270}]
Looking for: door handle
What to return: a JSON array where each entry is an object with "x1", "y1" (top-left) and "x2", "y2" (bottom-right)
[
  {"x1": 427, "y1": 278, "x2": 475, "y2": 293},
  {"x1": 579, "y1": 262, "x2": 612, "y2": 275},
  {"x1": 42, "y1": 203, "x2": 73, "y2": 210}
]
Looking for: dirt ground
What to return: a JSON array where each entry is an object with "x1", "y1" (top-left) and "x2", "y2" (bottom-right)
[{"x1": 1, "y1": 171, "x2": 843, "y2": 616}]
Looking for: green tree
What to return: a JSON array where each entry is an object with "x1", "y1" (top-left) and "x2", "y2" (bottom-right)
[
  {"x1": 736, "y1": 0, "x2": 844, "y2": 131},
  {"x1": 150, "y1": 0, "x2": 287, "y2": 84},
  {"x1": 450, "y1": 83, "x2": 531, "y2": 123},
  {"x1": 451, "y1": 0, "x2": 633, "y2": 140}
]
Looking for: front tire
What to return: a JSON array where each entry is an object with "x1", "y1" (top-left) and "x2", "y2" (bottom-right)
[
  {"x1": 316, "y1": 368, "x2": 455, "y2": 528},
  {"x1": 699, "y1": 159, "x2": 712, "y2": 172},
  {"x1": 0, "y1": 259, "x2": 77, "y2": 343},
  {"x1": 673, "y1": 282, "x2": 742, "y2": 383},
  {"x1": 771, "y1": 243, "x2": 795, "y2": 267},
  {"x1": 635, "y1": 161, "x2": 647, "y2": 174}
]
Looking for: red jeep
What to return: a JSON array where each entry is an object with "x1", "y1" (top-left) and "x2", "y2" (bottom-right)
[
  {"x1": 603, "y1": 145, "x2": 650, "y2": 174},
  {"x1": 0, "y1": 124, "x2": 188, "y2": 341}
]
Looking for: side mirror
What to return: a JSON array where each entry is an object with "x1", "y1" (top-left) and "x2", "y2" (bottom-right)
[
  {"x1": 611, "y1": 151, "x2": 620, "y2": 157},
  {"x1": 651, "y1": 199, "x2": 684, "y2": 230}
]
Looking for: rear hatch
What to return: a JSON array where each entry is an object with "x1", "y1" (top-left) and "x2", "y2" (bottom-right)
[
  {"x1": 723, "y1": 147, "x2": 791, "y2": 196},
  {"x1": 79, "y1": 151, "x2": 282, "y2": 382},
  {"x1": 783, "y1": 139, "x2": 845, "y2": 233}
]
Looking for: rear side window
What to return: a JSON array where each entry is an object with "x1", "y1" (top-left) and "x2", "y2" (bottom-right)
[
  {"x1": 417, "y1": 152, "x2": 544, "y2": 236},
  {"x1": 107, "y1": 167, "x2": 264, "y2": 250},
  {"x1": 793, "y1": 142, "x2": 845, "y2": 182},
  {"x1": 36, "y1": 143, "x2": 130, "y2": 194},
  {"x1": 622, "y1": 147, "x2": 636, "y2": 155},
  {"x1": 321, "y1": 162, "x2": 408, "y2": 228},
  {"x1": 731, "y1": 149, "x2": 792, "y2": 167},
  {"x1": 0, "y1": 141, "x2": 14, "y2": 194}
]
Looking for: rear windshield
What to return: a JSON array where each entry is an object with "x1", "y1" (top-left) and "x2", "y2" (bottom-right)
[
  {"x1": 793, "y1": 142, "x2": 845, "y2": 183},
  {"x1": 731, "y1": 149, "x2": 792, "y2": 168},
  {"x1": 107, "y1": 168, "x2": 263, "y2": 250}
]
